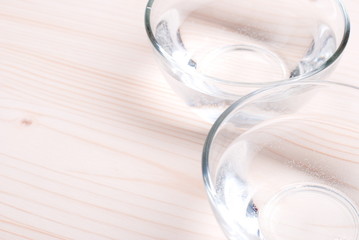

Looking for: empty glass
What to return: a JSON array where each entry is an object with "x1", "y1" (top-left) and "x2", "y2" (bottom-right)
[
  {"x1": 202, "y1": 81, "x2": 359, "y2": 240},
  {"x1": 145, "y1": 0, "x2": 350, "y2": 122}
]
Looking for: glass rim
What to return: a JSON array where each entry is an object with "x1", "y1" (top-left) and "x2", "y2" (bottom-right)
[
  {"x1": 201, "y1": 81, "x2": 359, "y2": 197},
  {"x1": 144, "y1": 0, "x2": 351, "y2": 87}
]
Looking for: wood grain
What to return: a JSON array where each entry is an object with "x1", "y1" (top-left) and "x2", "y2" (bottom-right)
[{"x1": 0, "y1": 0, "x2": 358, "y2": 239}]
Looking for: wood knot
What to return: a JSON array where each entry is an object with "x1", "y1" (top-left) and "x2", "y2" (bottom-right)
[{"x1": 21, "y1": 118, "x2": 33, "y2": 126}]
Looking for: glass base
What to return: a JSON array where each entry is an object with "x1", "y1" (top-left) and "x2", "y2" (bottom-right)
[{"x1": 260, "y1": 184, "x2": 359, "y2": 240}]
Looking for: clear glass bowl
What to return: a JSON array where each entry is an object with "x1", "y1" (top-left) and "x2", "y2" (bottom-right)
[
  {"x1": 145, "y1": 0, "x2": 350, "y2": 122},
  {"x1": 202, "y1": 81, "x2": 359, "y2": 240}
]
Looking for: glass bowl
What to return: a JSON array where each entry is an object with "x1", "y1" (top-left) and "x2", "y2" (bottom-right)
[
  {"x1": 202, "y1": 81, "x2": 359, "y2": 240},
  {"x1": 145, "y1": 0, "x2": 350, "y2": 122}
]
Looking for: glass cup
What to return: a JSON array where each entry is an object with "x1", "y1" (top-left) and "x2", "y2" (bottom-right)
[
  {"x1": 202, "y1": 81, "x2": 359, "y2": 240},
  {"x1": 145, "y1": 0, "x2": 350, "y2": 122}
]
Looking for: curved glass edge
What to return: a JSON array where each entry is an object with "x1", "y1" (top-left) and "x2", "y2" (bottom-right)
[{"x1": 202, "y1": 81, "x2": 359, "y2": 199}]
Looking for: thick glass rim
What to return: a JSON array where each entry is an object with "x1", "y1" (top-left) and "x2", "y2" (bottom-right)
[
  {"x1": 144, "y1": 0, "x2": 351, "y2": 87},
  {"x1": 201, "y1": 81, "x2": 359, "y2": 197}
]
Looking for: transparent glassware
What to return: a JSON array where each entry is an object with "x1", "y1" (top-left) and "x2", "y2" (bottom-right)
[
  {"x1": 145, "y1": 0, "x2": 350, "y2": 122},
  {"x1": 202, "y1": 81, "x2": 359, "y2": 240}
]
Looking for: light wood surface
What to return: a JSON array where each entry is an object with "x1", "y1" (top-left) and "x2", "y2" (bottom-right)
[{"x1": 0, "y1": 0, "x2": 358, "y2": 239}]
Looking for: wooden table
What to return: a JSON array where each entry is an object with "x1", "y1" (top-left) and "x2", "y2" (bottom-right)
[{"x1": 0, "y1": 1, "x2": 357, "y2": 239}]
